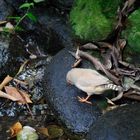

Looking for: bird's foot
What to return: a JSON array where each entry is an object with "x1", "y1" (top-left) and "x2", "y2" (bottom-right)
[{"x1": 77, "y1": 96, "x2": 92, "y2": 104}]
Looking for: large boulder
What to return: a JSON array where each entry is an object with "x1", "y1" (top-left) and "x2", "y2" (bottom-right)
[
  {"x1": 0, "y1": 36, "x2": 28, "y2": 81},
  {"x1": 36, "y1": 8, "x2": 74, "y2": 53},
  {"x1": 42, "y1": 48, "x2": 101, "y2": 135},
  {"x1": 0, "y1": 0, "x2": 13, "y2": 20},
  {"x1": 87, "y1": 103, "x2": 140, "y2": 140},
  {"x1": 47, "y1": 0, "x2": 74, "y2": 11},
  {"x1": 5, "y1": 0, "x2": 26, "y2": 10}
]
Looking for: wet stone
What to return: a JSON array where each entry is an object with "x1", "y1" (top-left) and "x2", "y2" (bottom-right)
[
  {"x1": 48, "y1": 0, "x2": 74, "y2": 11},
  {"x1": 0, "y1": 36, "x2": 28, "y2": 80},
  {"x1": 5, "y1": 0, "x2": 26, "y2": 11},
  {"x1": 86, "y1": 103, "x2": 140, "y2": 140},
  {"x1": 36, "y1": 7, "x2": 74, "y2": 53},
  {"x1": 0, "y1": 0, "x2": 13, "y2": 20},
  {"x1": 42, "y1": 48, "x2": 101, "y2": 135}
]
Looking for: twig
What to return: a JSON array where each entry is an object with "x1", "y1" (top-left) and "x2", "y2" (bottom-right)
[
  {"x1": 80, "y1": 43, "x2": 99, "y2": 50},
  {"x1": 111, "y1": 91, "x2": 123, "y2": 101},
  {"x1": 72, "y1": 59, "x2": 82, "y2": 68},
  {"x1": 96, "y1": 42, "x2": 113, "y2": 49},
  {"x1": 130, "y1": 84, "x2": 140, "y2": 91},
  {"x1": 123, "y1": 90, "x2": 140, "y2": 101},
  {"x1": 16, "y1": 60, "x2": 29, "y2": 76},
  {"x1": 71, "y1": 50, "x2": 120, "y2": 84},
  {"x1": 0, "y1": 75, "x2": 13, "y2": 90}
]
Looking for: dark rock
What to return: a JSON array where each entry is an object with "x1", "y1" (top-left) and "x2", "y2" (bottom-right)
[
  {"x1": 0, "y1": 36, "x2": 28, "y2": 81},
  {"x1": 87, "y1": 103, "x2": 140, "y2": 140},
  {"x1": 19, "y1": 30, "x2": 49, "y2": 56},
  {"x1": 36, "y1": 7, "x2": 74, "y2": 54},
  {"x1": 0, "y1": 0, "x2": 13, "y2": 20},
  {"x1": 5, "y1": 0, "x2": 26, "y2": 10},
  {"x1": 18, "y1": 6, "x2": 73, "y2": 54},
  {"x1": 47, "y1": 0, "x2": 74, "y2": 11},
  {"x1": 42, "y1": 48, "x2": 101, "y2": 135},
  {"x1": 0, "y1": 56, "x2": 51, "y2": 117}
]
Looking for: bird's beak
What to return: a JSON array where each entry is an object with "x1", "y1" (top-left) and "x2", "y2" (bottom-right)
[{"x1": 67, "y1": 80, "x2": 72, "y2": 86}]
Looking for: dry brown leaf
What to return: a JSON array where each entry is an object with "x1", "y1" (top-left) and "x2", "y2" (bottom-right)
[
  {"x1": 37, "y1": 127, "x2": 49, "y2": 137},
  {"x1": 9, "y1": 122, "x2": 22, "y2": 137},
  {"x1": 0, "y1": 90, "x2": 17, "y2": 101},
  {"x1": 17, "y1": 90, "x2": 33, "y2": 104},
  {"x1": 0, "y1": 75, "x2": 13, "y2": 90},
  {"x1": 5, "y1": 86, "x2": 32, "y2": 104},
  {"x1": 0, "y1": 27, "x2": 3, "y2": 32},
  {"x1": 37, "y1": 125, "x2": 64, "y2": 138},
  {"x1": 124, "y1": 93, "x2": 140, "y2": 101},
  {"x1": 0, "y1": 20, "x2": 7, "y2": 25}
]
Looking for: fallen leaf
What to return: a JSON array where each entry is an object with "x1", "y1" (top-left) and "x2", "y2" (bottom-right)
[
  {"x1": 0, "y1": 27, "x2": 3, "y2": 32},
  {"x1": 47, "y1": 125, "x2": 64, "y2": 139},
  {"x1": 9, "y1": 122, "x2": 22, "y2": 137},
  {"x1": 37, "y1": 127, "x2": 49, "y2": 137},
  {"x1": 0, "y1": 75, "x2": 13, "y2": 90},
  {"x1": 0, "y1": 20, "x2": 7, "y2": 25},
  {"x1": 17, "y1": 126, "x2": 38, "y2": 140},
  {"x1": 0, "y1": 90, "x2": 17, "y2": 101},
  {"x1": 124, "y1": 93, "x2": 140, "y2": 101},
  {"x1": 5, "y1": 22, "x2": 14, "y2": 30},
  {"x1": 5, "y1": 86, "x2": 32, "y2": 104},
  {"x1": 37, "y1": 125, "x2": 64, "y2": 138}
]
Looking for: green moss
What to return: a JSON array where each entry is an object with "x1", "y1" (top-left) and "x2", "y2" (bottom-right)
[
  {"x1": 70, "y1": 0, "x2": 121, "y2": 41},
  {"x1": 99, "y1": 0, "x2": 121, "y2": 19},
  {"x1": 122, "y1": 9, "x2": 140, "y2": 53}
]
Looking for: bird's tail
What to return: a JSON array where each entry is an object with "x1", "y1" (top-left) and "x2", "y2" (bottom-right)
[{"x1": 104, "y1": 84, "x2": 123, "y2": 91}]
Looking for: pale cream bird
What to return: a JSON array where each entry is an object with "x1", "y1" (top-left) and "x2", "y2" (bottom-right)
[{"x1": 66, "y1": 68, "x2": 122, "y2": 104}]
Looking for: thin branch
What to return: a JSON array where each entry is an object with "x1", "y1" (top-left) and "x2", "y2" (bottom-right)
[
  {"x1": 16, "y1": 85, "x2": 34, "y2": 118},
  {"x1": 73, "y1": 50, "x2": 120, "y2": 85},
  {"x1": 111, "y1": 91, "x2": 123, "y2": 101},
  {"x1": 80, "y1": 43, "x2": 99, "y2": 50}
]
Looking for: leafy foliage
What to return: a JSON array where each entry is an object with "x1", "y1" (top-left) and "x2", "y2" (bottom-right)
[
  {"x1": 122, "y1": 9, "x2": 140, "y2": 53},
  {"x1": 33, "y1": 0, "x2": 45, "y2": 3},
  {"x1": 70, "y1": 0, "x2": 121, "y2": 41},
  {"x1": 26, "y1": 12, "x2": 37, "y2": 22},
  {"x1": 19, "y1": 2, "x2": 34, "y2": 9},
  {"x1": 99, "y1": 0, "x2": 121, "y2": 19},
  {"x1": 7, "y1": 2, "x2": 39, "y2": 33}
]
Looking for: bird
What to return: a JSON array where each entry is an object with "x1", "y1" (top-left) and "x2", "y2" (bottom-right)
[{"x1": 66, "y1": 68, "x2": 122, "y2": 104}]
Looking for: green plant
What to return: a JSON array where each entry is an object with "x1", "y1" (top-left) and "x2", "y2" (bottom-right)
[{"x1": 7, "y1": 0, "x2": 45, "y2": 32}]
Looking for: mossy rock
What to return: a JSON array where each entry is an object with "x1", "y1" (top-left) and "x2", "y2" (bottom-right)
[
  {"x1": 122, "y1": 9, "x2": 140, "y2": 53},
  {"x1": 70, "y1": 0, "x2": 121, "y2": 41},
  {"x1": 99, "y1": 0, "x2": 121, "y2": 19}
]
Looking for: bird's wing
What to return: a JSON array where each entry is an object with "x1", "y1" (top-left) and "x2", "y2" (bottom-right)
[{"x1": 76, "y1": 73, "x2": 110, "y2": 87}]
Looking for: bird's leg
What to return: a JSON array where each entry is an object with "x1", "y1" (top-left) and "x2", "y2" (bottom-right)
[{"x1": 77, "y1": 95, "x2": 92, "y2": 104}]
